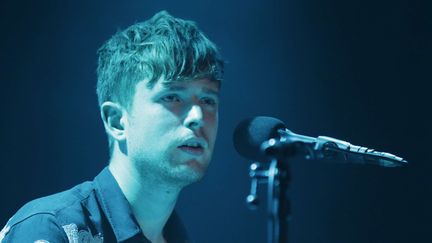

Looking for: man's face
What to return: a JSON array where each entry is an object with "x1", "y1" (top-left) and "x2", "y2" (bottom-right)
[{"x1": 125, "y1": 78, "x2": 219, "y2": 186}]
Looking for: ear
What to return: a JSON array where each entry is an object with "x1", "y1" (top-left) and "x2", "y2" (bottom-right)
[{"x1": 100, "y1": 101, "x2": 128, "y2": 142}]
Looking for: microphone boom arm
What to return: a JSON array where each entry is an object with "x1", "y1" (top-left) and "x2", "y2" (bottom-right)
[
  {"x1": 263, "y1": 129, "x2": 408, "y2": 167},
  {"x1": 315, "y1": 136, "x2": 408, "y2": 167}
]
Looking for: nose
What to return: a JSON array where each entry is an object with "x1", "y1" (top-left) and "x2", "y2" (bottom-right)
[{"x1": 184, "y1": 105, "x2": 204, "y2": 130}]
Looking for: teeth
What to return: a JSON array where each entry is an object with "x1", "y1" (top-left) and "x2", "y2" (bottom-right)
[{"x1": 185, "y1": 142, "x2": 200, "y2": 147}]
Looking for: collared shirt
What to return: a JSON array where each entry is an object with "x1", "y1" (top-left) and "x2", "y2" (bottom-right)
[{"x1": 0, "y1": 167, "x2": 190, "y2": 243}]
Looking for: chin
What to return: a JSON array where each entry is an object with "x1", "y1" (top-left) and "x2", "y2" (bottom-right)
[
  {"x1": 167, "y1": 171, "x2": 205, "y2": 187},
  {"x1": 167, "y1": 161, "x2": 208, "y2": 186}
]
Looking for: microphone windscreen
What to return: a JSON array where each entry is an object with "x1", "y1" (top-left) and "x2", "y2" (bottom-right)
[{"x1": 233, "y1": 116, "x2": 286, "y2": 161}]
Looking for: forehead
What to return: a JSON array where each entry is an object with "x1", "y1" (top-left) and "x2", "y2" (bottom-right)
[
  {"x1": 162, "y1": 76, "x2": 220, "y2": 87},
  {"x1": 130, "y1": 78, "x2": 220, "y2": 111},
  {"x1": 143, "y1": 77, "x2": 220, "y2": 94},
  {"x1": 132, "y1": 78, "x2": 220, "y2": 104},
  {"x1": 161, "y1": 79, "x2": 220, "y2": 94}
]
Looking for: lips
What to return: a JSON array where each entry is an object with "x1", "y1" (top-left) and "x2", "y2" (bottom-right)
[
  {"x1": 178, "y1": 145, "x2": 204, "y2": 155},
  {"x1": 178, "y1": 137, "x2": 207, "y2": 156}
]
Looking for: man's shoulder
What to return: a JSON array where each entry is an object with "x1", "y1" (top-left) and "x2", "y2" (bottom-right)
[
  {"x1": 0, "y1": 211, "x2": 68, "y2": 242},
  {"x1": 10, "y1": 181, "x2": 94, "y2": 224},
  {"x1": 0, "y1": 180, "x2": 96, "y2": 242}
]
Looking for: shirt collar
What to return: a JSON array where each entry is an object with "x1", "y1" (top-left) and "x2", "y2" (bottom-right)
[
  {"x1": 93, "y1": 167, "x2": 144, "y2": 242},
  {"x1": 92, "y1": 167, "x2": 190, "y2": 243}
]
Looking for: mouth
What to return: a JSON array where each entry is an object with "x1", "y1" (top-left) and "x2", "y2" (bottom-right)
[{"x1": 178, "y1": 138, "x2": 207, "y2": 156}]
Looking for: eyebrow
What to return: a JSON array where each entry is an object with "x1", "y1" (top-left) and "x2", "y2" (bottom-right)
[{"x1": 162, "y1": 85, "x2": 220, "y2": 97}]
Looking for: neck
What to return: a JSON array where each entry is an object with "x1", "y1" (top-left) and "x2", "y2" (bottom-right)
[{"x1": 109, "y1": 151, "x2": 182, "y2": 242}]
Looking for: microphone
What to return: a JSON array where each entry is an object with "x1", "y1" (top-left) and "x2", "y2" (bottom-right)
[{"x1": 233, "y1": 116, "x2": 408, "y2": 167}]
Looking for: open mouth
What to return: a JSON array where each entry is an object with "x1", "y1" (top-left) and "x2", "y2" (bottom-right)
[
  {"x1": 178, "y1": 145, "x2": 204, "y2": 155},
  {"x1": 178, "y1": 140, "x2": 205, "y2": 155}
]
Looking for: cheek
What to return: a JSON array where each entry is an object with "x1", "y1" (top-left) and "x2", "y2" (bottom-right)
[
  {"x1": 205, "y1": 112, "x2": 219, "y2": 140},
  {"x1": 128, "y1": 108, "x2": 180, "y2": 142}
]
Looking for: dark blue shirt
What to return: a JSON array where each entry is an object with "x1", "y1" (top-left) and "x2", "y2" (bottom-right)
[{"x1": 0, "y1": 167, "x2": 190, "y2": 243}]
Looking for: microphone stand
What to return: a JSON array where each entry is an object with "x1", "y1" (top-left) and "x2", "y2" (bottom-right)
[
  {"x1": 244, "y1": 127, "x2": 408, "y2": 243},
  {"x1": 247, "y1": 139, "x2": 296, "y2": 243},
  {"x1": 267, "y1": 157, "x2": 290, "y2": 243}
]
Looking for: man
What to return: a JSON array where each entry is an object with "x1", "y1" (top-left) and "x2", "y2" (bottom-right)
[{"x1": 0, "y1": 10, "x2": 224, "y2": 243}]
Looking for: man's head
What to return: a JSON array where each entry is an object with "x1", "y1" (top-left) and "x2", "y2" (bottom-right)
[
  {"x1": 96, "y1": 11, "x2": 223, "y2": 154},
  {"x1": 96, "y1": 11, "x2": 224, "y2": 185}
]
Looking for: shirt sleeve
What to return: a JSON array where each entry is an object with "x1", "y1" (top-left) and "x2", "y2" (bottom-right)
[{"x1": 0, "y1": 213, "x2": 69, "y2": 243}]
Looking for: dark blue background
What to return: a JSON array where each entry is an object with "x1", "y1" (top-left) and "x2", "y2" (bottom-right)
[{"x1": 1, "y1": 0, "x2": 430, "y2": 242}]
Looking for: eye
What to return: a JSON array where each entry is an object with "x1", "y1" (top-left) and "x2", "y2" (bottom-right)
[
  {"x1": 200, "y1": 97, "x2": 218, "y2": 107},
  {"x1": 161, "y1": 94, "x2": 181, "y2": 103}
]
